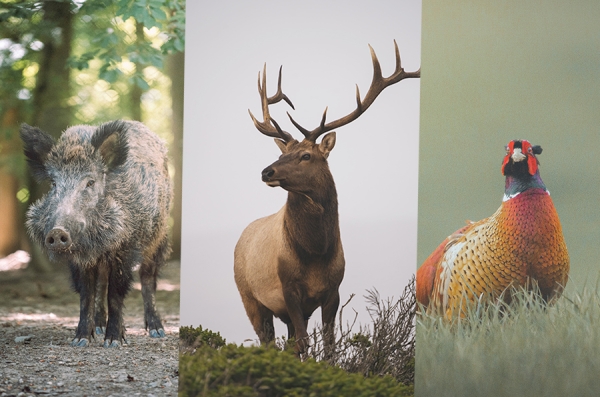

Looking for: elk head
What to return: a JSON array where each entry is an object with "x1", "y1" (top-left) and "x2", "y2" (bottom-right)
[{"x1": 248, "y1": 40, "x2": 420, "y2": 194}]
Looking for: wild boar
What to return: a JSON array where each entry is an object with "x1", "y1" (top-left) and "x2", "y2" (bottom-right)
[{"x1": 21, "y1": 120, "x2": 172, "y2": 347}]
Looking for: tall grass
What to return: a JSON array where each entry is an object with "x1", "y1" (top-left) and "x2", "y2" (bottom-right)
[{"x1": 416, "y1": 285, "x2": 600, "y2": 396}]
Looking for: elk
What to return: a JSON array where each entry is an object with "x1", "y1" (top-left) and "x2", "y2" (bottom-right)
[{"x1": 234, "y1": 40, "x2": 420, "y2": 355}]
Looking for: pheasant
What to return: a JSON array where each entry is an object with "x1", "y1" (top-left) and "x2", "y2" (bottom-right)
[{"x1": 416, "y1": 139, "x2": 569, "y2": 318}]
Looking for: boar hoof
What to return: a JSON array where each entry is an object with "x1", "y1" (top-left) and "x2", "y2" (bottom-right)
[
  {"x1": 95, "y1": 326, "x2": 106, "y2": 335},
  {"x1": 71, "y1": 338, "x2": 89, "y2": 347},
  {"x1": 149, "y1": 328, "x2": 166, "y2": 338},
  {"x1": 103, "y1": 339, "x2": 121, "y2": 348}
]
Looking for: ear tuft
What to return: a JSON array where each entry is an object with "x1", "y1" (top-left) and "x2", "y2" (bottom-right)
[
  {"x1": 20, "y1": 123, "x2": 56, "y2": 182},
  {"x1": 91, "y1": 120, "x2": 129, "y2": 170},
  {"x1": 532, "y1": 145, "x2": 542, "y2": 155}
]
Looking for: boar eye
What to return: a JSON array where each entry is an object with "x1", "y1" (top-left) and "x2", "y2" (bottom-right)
[
  {"x1": 51, "y1": 180, "x2": 56, "y2": 188},
  {"x1": 301, "y1": 153, "x2": 311, "y2": 161},
  {"x1": 86, "y1": 180, "x2": 95, "y2": 188}
]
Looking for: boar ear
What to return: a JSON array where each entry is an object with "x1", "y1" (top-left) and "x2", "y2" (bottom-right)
[
  {"x1": 20, "y1": 123, "x2": 56, "y2": 182},
  {"x1": 91, "y1": 120, "x2": 129, "y2": 170}
]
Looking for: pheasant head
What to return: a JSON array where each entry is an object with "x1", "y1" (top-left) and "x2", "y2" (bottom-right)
[{"x1": 501, "y1": 139, "x2": 547, "y2": 201}]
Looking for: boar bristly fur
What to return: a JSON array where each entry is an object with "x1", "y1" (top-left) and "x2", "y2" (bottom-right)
[{"x1": 21, "y1": 120, "x2": 172, "y2": 347}]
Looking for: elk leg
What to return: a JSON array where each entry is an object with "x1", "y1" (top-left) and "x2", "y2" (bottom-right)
[
  {"x1": 69, "y1": 262, "x2": 97, "y2": 347},
  {"x1": 94, "y1": 261, "x2": 109, "y2": 335},
  {"x1": 282, "y1": 287, "x2": 310, "y2": 355},
  {"x1": 286, "y1": 322, "x2": 296, "y2": 340},
  {"x1": 240, "y1": 293, "x2": 275, "y2": 344},
  {"x1": 321, "y1": 291, "x2": 340, "y2": 359},
  {"x1": 104, "y1": 259, "x2": 133, "y2": 347}
]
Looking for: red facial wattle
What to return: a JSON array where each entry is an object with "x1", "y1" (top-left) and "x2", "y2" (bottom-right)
[
  {"x1": 521, "y1": 140, "x2": 539, "y2": 175},
  {"x1": 501, "y1": 141, "x2": 515, "y2": 175}
]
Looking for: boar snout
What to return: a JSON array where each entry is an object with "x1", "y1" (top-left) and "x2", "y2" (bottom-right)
[{"x1": 45, "y1": 227, "x2": 72, "y2": 251}]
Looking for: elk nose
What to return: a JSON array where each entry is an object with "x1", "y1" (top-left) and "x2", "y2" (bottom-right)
[
  {"x1": 45, "y1": 227, "x2": 72, "y2": 251},
  {"x1": 261, "y1": 167, "x2": 275, "y2": 181}
]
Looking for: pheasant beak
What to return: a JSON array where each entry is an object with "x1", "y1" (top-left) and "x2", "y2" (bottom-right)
[{"x1": 511, "y1": 148, "x2": 527, "y2": 163}]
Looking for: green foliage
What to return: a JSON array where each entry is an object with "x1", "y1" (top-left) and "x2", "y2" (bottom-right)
[
  {"x1": 179, "y1": 342, "x2": 413, "y2": 397},
  {"x1": 416, "y1": 284, "x2": 600, "y2": 396},
  {"x1": 179, "y1": 279, "x2": 416, "y2": 396},
  {"x1": 70, "y1": 0, "x2": 185, "y2": 89},
  {"x1": 0, "y1": 0, "x2": 179, "y2": 139},
  {"x1": 180, "y1": 325, "x2": 227, "y2": 350},
  {"x1": 0, "y1": 0, "x2": 185, "y2": 114}
]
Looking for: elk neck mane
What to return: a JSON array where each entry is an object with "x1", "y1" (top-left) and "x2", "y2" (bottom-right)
[{"x1": 282, "y1": 171, "x2": 339, "y2": 261}]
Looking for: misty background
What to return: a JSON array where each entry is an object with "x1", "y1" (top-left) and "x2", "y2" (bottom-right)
[
  {"x1": 418, "y1": 1, "x2": 600, "y2": 290},
  {"x1": 180, "y1": 1, "x2": 421, "y2": 343}
]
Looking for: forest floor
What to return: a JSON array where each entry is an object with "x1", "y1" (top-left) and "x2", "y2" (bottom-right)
[{"x1": 0, "y1": 261, "x2": 180, "y2": 397}]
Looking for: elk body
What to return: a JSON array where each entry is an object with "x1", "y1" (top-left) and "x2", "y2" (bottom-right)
[{"x1": 234, "y1": 41, "x2": 420, "y2": 354}]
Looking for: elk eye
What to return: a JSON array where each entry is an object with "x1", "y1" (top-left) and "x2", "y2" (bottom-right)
[
  {"x1": 301, "y1": 154, "x2": 311, "y2": 161},
  {"x1": 86, "y1": 180, "x2": 95, "y2": 188}
]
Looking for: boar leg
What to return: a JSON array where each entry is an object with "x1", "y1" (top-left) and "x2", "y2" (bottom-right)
[
  {"x1": 69, "y1": 263, "x2": 98, "y2": 347},
  {"x1": 94, "y1": 261, "x2": 109, "y2": 335},
  {"x1": 103, "y1": 259, "x2": 133, "y2": 347},
  {"x1": 140, "y1": 237, "x2": 169, "y2": 337},
  {"x1": 139, "y1": 244, "x2": 166, "y2": 338}
]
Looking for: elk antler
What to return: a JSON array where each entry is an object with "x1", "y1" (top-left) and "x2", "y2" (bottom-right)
[
  {"x1": 248, "y1": 64, "x2": 296, "y2": 142},
  {"x1": 288, "y1": 40, "x2": 420, "y2": 142}
]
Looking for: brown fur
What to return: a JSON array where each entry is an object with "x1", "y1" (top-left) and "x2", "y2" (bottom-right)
[
  {"x1": 234, "y1": 134, "x2": 344, "y2": 355},
  {"x1": 236, "y1": 44, "x2": 419, "y2": 354}
]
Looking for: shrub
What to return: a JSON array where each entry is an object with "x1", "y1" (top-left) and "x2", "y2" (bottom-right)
[
  {"x1": 307, "y1": 276, "x2": 415, "y2": 385},
  {"x1": 180, "y1": 325, "x2": 227, "y2": 353},
  {"x1": 179, "y1": 277, "x2": 416, "y2": 396},
  {"x1": 179, "y1": 343, "x2": 413, "y2": 397}
]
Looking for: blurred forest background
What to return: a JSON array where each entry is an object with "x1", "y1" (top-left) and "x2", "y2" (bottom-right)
[{"x1": 0, "y1": 0, "x2": 185, "y2": 273}]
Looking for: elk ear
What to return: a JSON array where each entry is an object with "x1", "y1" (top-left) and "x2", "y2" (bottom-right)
[
  {"x1": 274, "y1": 138, "x2": 288, "y2": 153},
  {"x1": 91, "y1": 120, "x2": 129, "y2": 170},
  {"x1": 318, "y1": 131, "x2": 336, "y2": 158},
  {"x1": 20, "y1": 123, "x2": 56, "y2": 182}
]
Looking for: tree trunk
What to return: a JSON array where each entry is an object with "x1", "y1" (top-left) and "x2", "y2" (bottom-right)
[
  {"x1": 0, "y1": 106, "x2": 27, "y2": 260},
  {"x1": 27, "y1": 1, "x2": 74, "y2": 273},
  {"x1": 32, "y1": 1, "x2": 74, "y2": 137},
  {"x1": 0, "y1": 162, "x2": 20, "y2": 258},
  {"x1": 130, "y1": 21, "x2": 145, "y2": 121},
  {"x1": 167, "y1": 50, "x2": 184, "y2": 259}
]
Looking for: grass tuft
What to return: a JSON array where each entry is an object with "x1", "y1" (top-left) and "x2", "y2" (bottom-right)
[{"x1": 416, "y1": 284, "x2": 600, "y2": 396}]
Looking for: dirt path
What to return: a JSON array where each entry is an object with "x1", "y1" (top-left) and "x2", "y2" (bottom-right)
[{"x1": 0, "y1": 261, "x2": 180, "y2": 397}]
